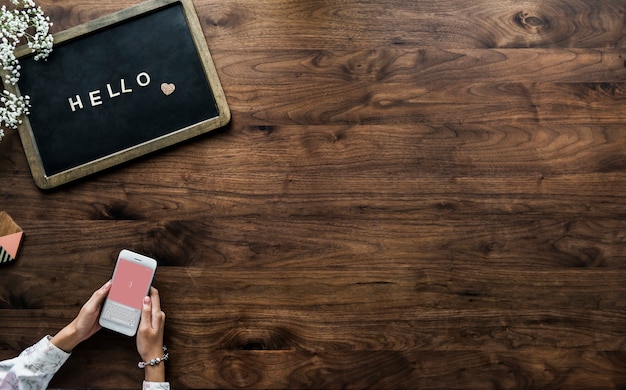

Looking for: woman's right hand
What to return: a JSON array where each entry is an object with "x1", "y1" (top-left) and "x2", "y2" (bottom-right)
[{"x1": 137, "y1": 287, "x2": 166, "y2": 382}]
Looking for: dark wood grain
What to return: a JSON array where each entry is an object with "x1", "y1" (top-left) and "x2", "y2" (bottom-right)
[{"x1": 2, "y1": 0, "x2": 626, "y2": 388}]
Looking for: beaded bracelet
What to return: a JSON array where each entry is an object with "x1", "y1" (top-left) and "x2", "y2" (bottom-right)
[{"x1": 138, "y1": 345, "x2": 169, "y2": 369}]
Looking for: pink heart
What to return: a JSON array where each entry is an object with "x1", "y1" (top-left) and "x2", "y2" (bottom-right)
[{"x1": 161, "y1": 83, "x2": 176, "y2": 96}]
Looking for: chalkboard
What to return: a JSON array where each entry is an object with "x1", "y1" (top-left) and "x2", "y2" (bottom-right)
[{"x1": 5, "y1": 0, "x2": 230, "y2": 189}]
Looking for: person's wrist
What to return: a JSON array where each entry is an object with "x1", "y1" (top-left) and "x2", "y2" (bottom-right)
[
  {"x1": 140, "y1": 347, "x2": 165, "y2": 362},
  {"x1": 51, "y1": 322, "x2": 80, "y2": 353},
  {"x1": 139, "y1": 345, "x2": 167, "y2": 382},
  {"x1": 144, "y1": 362, "x2": 166, "y2": 382}
]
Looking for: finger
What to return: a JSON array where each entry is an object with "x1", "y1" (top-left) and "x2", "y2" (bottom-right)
[
  {"x1": 85, "y1": 280, "x2": 112, "y2": 310},
  {"x1": 149, "y1": 287, "x2": 161, "y2": 310},
  {"x1": 94, "y1": 280, "x2": 111, "y2": 297}
]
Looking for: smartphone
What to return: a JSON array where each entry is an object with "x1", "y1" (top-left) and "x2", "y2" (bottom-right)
[{"x1": 99, "y1": 249, "x2": 157, "y2": 336}]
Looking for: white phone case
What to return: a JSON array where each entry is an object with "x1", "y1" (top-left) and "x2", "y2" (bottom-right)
[{"x1": 99, "y1": 249, "x2": 157, "y2": 336}]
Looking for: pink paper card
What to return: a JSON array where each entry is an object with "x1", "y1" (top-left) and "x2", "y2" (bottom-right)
[{"x1": 0, "y1": 211, "x2": 24, "y2": 264}]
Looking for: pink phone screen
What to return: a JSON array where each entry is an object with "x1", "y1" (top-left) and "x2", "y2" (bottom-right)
[{"x1": 108, "y1": 258, "x2": 153, "y2": 309}]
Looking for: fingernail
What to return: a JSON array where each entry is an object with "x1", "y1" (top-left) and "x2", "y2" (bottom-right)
[{"x1": 144, "y1": 296, "x2": 150, "y2": 305}]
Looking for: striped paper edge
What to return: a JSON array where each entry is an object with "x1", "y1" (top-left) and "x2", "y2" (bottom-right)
[{"x1": 0, "y1": 246, "x2": 15, "y2": 264}]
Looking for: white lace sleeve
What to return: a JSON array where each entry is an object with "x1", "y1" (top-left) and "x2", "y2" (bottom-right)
[
  {"x1": 143, "y1": 380, "x2": 171, "y2": 390},
  {"x1": 0, "y1": 336, "x2": 71, "y2": 390}
]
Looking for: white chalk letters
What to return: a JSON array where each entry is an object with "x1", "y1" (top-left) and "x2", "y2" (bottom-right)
[{"x1": 68, "y1": 71, "x2": 152, "y2": 112}]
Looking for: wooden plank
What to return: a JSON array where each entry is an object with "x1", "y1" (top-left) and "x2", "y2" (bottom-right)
[
  {"x1": 0, "y1": 213, "x2": 625, "y2": 269},
  {"x1": 1, "y1": 323, "x2": 624, "y2": 389},
  {"x1": 5, "y1": 307, "x2": 626, "y2": 353},
  {"x1": 3, "y1": 267, "x2": 626, "y2": 311},
  {"x1": 216, "y1": 49, "x2": 626, "y2": 84},
  {"x1": 39, "y1": 1, "x2": 626, "y2": 51},
  {"x1": 3, "y1": 122, "x2": 626, "y2": 217},
  {"x1": 45, "y1": 349, "x2": 626, "y2": 388},
  {"x1": 2, "y1": 307, "x2": 626, "y2": 388},
  {"x1": 4, "y1": 170, "x2": 626, "y2": 221},
  {"x1": 221, "y1": 82, "x2": 626, "y2": 125},
  {"x1": 195, "y1": 0, "x2": 626, "y2": 50}
]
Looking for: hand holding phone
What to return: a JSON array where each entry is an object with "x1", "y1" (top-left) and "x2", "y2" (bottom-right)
[
  {"x1": 99, "y1": 250, "x2": 157, "y2": 336},
  {"x1": 51, "y1": 280, "x2": 112, "y2": 352}
]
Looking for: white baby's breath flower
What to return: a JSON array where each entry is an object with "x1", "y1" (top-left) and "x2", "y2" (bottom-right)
[
  {"x1": 0, "y1": 0, "x2": 52, "y2": 137},
  {"x1": 0, "y1": 89, "x2": 30, "y2": 129}
]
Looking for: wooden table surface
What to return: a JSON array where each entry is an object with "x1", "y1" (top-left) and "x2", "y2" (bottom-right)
[{"x1": 2, "y1": 0, "x2": 626, "y2": 388}]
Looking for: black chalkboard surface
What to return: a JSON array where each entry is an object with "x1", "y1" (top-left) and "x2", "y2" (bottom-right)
[{"x1": 7, "y1": 0, "x2": 230, "y2": 189}]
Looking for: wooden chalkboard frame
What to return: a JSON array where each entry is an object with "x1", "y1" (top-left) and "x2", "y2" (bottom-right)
[{"x1": 3, "y1": 0, "x2": 230, "y2": 189}]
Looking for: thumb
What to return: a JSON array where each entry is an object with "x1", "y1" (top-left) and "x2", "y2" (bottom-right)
[{"x1": 140, "y1": 296, "x2": 152, "y2": 329}]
